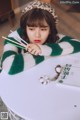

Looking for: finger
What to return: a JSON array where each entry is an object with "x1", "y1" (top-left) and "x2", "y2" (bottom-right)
[
  {"x1": 34, "y1": 52, "x2": 39, "y2": 56},
  {"x1": 28, "y1": 48, "x2": 38, "y2": 55},
  {"x1": 21, "y1": 43, "x2": 27, "y2": 48},
  {"x1": 26, "y1": 44, "x2": 31, "y2": 50},
  {"x1": 33, "y1": 50, "x2": 40, "y2": 56},
  {"x1": 30, "y1": 49, "x2": 36, "y2": 55},
  {"x1": 28, "y1": 47, "x2": 33, "y2": 53}
]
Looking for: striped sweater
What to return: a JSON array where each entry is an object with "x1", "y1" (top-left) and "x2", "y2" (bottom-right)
[{"x1": 1, "y1": 28, "x2": 80, "y2": 75}]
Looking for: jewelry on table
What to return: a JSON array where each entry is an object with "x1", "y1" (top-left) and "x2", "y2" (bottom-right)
[{"x1": 39, "y1": 65, "x2": 62, "y2": 85}]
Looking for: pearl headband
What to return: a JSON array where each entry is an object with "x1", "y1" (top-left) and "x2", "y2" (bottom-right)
[{"x1": 22, "y1": 0, "x2": 58, "y2": 23}]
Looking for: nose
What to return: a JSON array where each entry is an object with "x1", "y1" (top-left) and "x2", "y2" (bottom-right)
[{"x1": 35, "y1": 28, "x2": 41, "y2": 38}]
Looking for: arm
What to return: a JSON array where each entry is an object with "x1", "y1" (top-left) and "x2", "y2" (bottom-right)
[
  {"x1": 39, "y1": 35, "x2": 80, "y2": 56},
  {"x1": 1, "y1": 38, "x2": 45, "y2": 75},
  {"x1": 1, "y1": 27, "x2": 48, "y2": 75}
]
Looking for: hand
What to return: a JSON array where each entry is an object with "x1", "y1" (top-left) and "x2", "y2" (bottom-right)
[{"x1": 26, "y1": 43, "x2": 41, "y2": 55}]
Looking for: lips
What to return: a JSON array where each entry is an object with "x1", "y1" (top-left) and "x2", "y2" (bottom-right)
[{"x1": 34, "y1": 40, "x2": 41, "y2": 43}]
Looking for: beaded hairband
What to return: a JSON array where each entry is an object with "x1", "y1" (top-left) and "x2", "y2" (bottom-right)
[{"x1": 22, "y1": 0, "x2": 58, "y2": 23}]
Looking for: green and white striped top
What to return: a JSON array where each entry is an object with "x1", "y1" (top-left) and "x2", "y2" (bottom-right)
[{"x1": 1, "y1": 28, "x2": 80, "y2": 75}]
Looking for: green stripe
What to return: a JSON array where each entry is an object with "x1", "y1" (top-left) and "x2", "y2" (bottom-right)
[
  {"x1": 60, "y1": 36, "x2": 73, "y2": 42},
  {"x1": 17, "y1": 28, "x2": 24, "y2": 38},
  {"x1": 1, "y1": 51, "x2": 17, "y2": 63},
  {"x1": 0, "y1": 69, "x2": 2, "y2": 73},
  {"x1": 46, "y1": 43, "x2": 63, "y2": 56},
  {"x1": 33, "y1": 55, "x2": 44, "y2": 64},
  {"x1": 68, "y1": 41, "x2": 80, "y2": 53},
  {"x1": 9, "y1": 54, "x2": 24, "y2": 75}
]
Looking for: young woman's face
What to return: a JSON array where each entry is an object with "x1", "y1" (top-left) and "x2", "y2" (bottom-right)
[{"x1": 26, "y1": 20, "x2": 50, "y2": 44}]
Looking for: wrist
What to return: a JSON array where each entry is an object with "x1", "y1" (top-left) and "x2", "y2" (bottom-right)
[{"x1": 38, "y1": 44, "x2": 52, "y2": 56}]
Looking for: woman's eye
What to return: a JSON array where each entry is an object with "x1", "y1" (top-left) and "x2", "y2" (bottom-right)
[
  {"x1": 29, "y1": 27, "x2": 35, "y2": 30},
  {"x1": 41, "y1": 28, "x2": 47, "y2": 31}
]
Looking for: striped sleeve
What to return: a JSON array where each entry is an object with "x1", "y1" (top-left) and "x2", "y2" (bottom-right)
[
  {"x1": 1, "y1": 41, "x2": 24, "y2": 74},
  {"x1": 1, "y1": 32, "x2": 80, "y2": 75},
  {"x1": 1, "y1": 33, "x2": 47, "y2": 75},
  {"x1": 1, "y1": 41, "x2": 47, "y2": 75},
  {"x1": 1, "y1": 29, "x2": 47, "y2": 75},
  {"x1": 39, "y1": 35, "x2": 80, "y2": 56}
]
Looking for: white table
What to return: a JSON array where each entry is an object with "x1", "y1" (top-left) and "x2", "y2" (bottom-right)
[{"x1": 0, "y1": 53, "x2": 80, "y2": 120}]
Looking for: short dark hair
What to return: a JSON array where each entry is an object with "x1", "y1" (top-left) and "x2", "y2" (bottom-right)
[{"x1": 20, "y1": 8, "x2": 59, "y2": 43}]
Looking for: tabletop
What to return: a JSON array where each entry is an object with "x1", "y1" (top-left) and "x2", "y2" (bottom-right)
[{"x1": 0, "y1": 52, "x2": 80, "y2": 120}]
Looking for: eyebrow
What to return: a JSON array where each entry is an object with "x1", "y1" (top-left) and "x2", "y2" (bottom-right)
[
  {"x1": 40, "y1": 26, "x2": 49, "y2": 27},
  {"x1": 27, "y1": 25, "x2": 49, "y2": 28}
]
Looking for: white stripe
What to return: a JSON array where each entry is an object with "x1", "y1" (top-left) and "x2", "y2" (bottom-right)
[
  {"x1": 23, "y1": 53, "x2": 36, "y2": 70},
  {"x1": 2, "y1": 55, "x2": 15, "y2": 73},
  {"x1": 71, "y1": 38, "x2": 80, "y2": 42},
  {"x1": 8, "y1": 31, "x2": 22, "y2": 43},
  {"x1": 58, "y1": 33, "x2": 65, "y2": 40},
  {"x1": 39, "y1": 45, "x2": 52, "y2": 56},
  {"x1": 3, "y1": 44, "x2": 18, "y2": 53},
  {"x1": 59, "y1": 42, "x2": 74, "y2": 55}
]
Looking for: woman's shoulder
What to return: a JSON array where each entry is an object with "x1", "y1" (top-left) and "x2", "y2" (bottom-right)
[
  {"x1": 7, "y1": 28, "x2": 24, "y2": 42},
  {"x1": 57, "y1": 33, "x2": 80, "y2": 43},
  {"x1": 57, "y1": 33, "x2": 72, "y2": 40},
  {"x1": 8, "y1": 28, "x2": 23, "y2": 37}
]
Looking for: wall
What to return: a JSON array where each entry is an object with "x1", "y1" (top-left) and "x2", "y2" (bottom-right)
[
  {"x1": 12, "y1": 0, "x2": 52, "y2": 9},
  {"x1": 19, "y1": 0, "x2": 29, "y2": 6},
  {"x1": 12, "y1": 0, "x2": 31, "y2": 9}
]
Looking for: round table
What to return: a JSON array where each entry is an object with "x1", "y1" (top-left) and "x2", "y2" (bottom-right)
[{"x1": 0, "y1": 53, "x2": 80, "y2": 120}]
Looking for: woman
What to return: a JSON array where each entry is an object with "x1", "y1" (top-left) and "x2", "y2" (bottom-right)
[
  {"x1": 1, "y1": 0, "x2": 80, "y2": 120},
  {"x1": 1, "y1": 0, "x2": 80, "y2": 76}
]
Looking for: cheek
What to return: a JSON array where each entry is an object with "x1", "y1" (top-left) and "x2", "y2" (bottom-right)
[
  {"x1": 41, "y1": 34, "x2": 49, "y2": 44},
  {"x1": 26, "y1": 30, "x2": 33, "y2": 39},
  {"x1": 43, "y1": 32, "x2": 50, "y2": 39}
]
